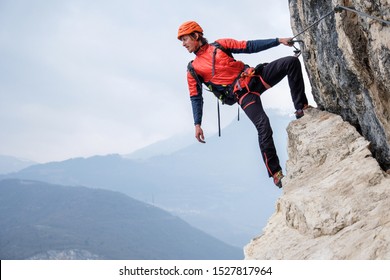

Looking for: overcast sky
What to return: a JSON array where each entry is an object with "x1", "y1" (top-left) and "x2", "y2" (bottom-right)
[{"x1": 0, "y1": 0, "x2": 314, "y2": 163}]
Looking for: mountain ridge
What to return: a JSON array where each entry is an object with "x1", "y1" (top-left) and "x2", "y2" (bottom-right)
[
  {"x1": 0, "y1": 178, "x2": 242, "y2": 260},
  {"x1": 0, "y1": 155, "x2": 36, "y2": 174}
]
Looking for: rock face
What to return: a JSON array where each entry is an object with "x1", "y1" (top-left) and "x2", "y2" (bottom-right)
[
  {"x1": 245, "y1": 0, "x2": 390, "y2": 260},
  {"x1": 244, "y1": 108, "x2": 390, "y2": 259},
  {"x1": 289, "y1": 0, "x2": 390, "y2": 170}
]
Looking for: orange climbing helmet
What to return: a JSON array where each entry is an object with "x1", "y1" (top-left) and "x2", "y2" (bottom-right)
[{"x1": 177, "y1": 21, "x2": 203, "y2": 40}]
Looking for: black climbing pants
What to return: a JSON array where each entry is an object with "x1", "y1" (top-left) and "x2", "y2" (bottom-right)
[{"x1": 239, "y1": 56, "x2": 308, "y2": 177}]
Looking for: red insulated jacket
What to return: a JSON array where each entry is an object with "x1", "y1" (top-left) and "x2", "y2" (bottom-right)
[{"x1": 187, "y1": 38, "x2": 280, "y2": 125}]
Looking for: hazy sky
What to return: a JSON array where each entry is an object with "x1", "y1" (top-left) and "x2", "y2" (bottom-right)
[{"x1": 0, "y1": 0, "x2": 314, "y2": 162}]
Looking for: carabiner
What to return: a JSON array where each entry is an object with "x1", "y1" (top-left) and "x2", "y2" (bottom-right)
[{"x1": 289, "y1": 40, "x2": 304, "y2": 57}]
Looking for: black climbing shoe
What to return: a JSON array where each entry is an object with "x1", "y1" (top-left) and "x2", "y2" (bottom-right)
[{"x1": 273, "y1": 170, "x2": 284, "y2": 188}]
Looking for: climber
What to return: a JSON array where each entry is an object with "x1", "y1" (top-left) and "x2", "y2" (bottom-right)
[{"x1": 178, "y1": 21, "x2": 310, "y2": 188}]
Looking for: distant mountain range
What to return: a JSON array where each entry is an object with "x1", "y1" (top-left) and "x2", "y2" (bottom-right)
[
  {"x1": 124, "y1": 132, "x2": 193, "y2": 160},
  {"x1": 1, "y1": 111, "x2": 292, "y2": 248},
  {"x1": 0, "y1": 155, "x2": 35, "y2": 174},
  {"x1": 0, "y1": 179, "x2": 242, "y2": 260}
]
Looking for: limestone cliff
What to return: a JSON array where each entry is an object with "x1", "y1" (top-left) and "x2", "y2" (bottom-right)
[
  {"x1": 290, "y1": 0, "x2": 390, "y2": 170},
  {"x1": 245, "y1": 108, "x2": 390, "y2": 259},
  {"x1": 244, "y1": 0, "x2": 390, "y2": 259}
]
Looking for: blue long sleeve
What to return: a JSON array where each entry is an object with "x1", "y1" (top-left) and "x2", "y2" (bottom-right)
[
  {"x1": 228, "y1": 38, "x2": 280, "y2": 54},
  {"x1": 190, "y1": 94, "x2": 204, "y2": 125},
  {"x1": 245, "y1": 39, "x2": 280, "y2": 53}
]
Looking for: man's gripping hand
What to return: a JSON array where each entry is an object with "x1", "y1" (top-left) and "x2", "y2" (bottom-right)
[{"x1": 278, "y1": 37, "x2": 294, "y2": 47}]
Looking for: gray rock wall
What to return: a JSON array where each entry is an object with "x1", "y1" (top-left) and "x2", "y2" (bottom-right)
[{"x1": 289, "y1": 0, "x2": 390, "y2": 170}]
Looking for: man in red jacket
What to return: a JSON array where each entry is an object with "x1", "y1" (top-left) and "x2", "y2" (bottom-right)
[{"x1": 178, "y1": 21, "x2": 309, "y2": 188}]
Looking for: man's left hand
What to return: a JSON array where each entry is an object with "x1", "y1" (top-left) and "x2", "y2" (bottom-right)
[{"x1": 279, "y1": 37, "x2": 294, "y2": 46}]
